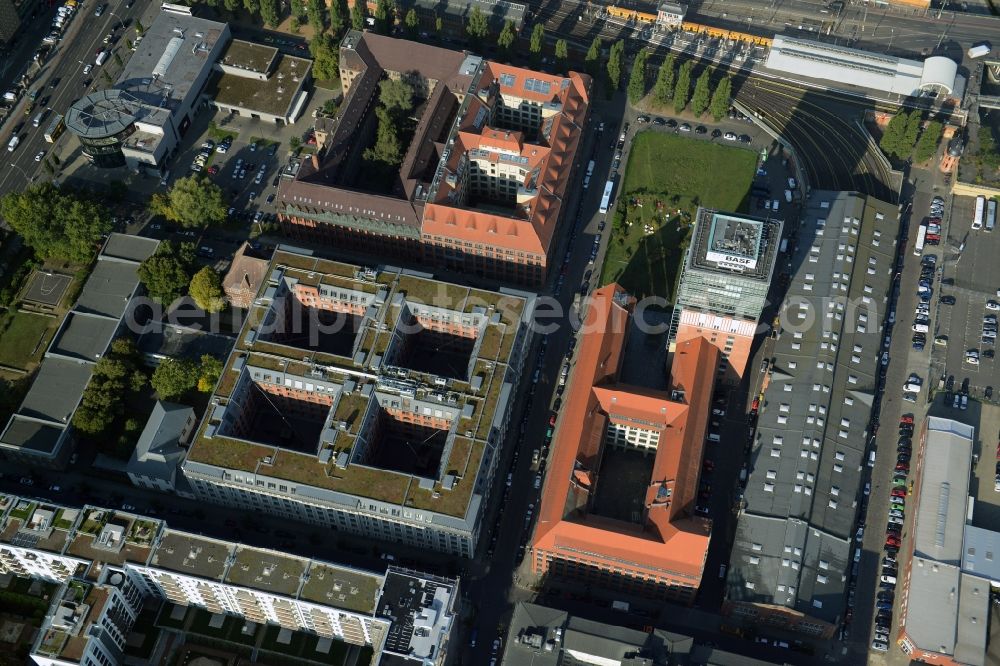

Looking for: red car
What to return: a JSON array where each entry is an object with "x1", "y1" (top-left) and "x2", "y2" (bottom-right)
[
  {"x1": 896, "y1": 462, "x2": 910, "y2": 473},
  {"x1": 548, "y1": 413, "x2": 557, "y2": 426},
  {"x1": 886, "y1": 536, "x2": 901, "y2": 547},
  {"x1": 207, "y1": 165, "x2": 219, "y2": 175},
  {"x1": 703, "y1": 460, "x2": 715, "y2": 472},
  {"x1": 900, "y1": 414, "x2": 914, "y2": 425},
  {"x1": 891, "y1": 488, "x2": 907, "y2": 498}
]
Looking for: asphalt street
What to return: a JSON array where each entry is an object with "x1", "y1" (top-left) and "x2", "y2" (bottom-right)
[{"x1": 0, "y1": 0, "x2": 161, "y2": 194}]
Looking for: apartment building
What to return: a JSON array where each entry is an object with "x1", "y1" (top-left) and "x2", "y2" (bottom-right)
[
  {"x1": 0, "y1": 493, "x2": 457, "y2": 666},
  {"x1": 180, "y1": 248, "x2": 535, "y2": 557},
  {"x1": 670, "y1": 208, "x2": 782, "y2": 384},
  {"x1": 278, "y1": 31, "x2": 590, "y2": 285},
  {"x1": 723, "y1": 192, "x2": 898, "y2": 639},
  {"x1": 530, "y1": 284, "x2": 717, "y2": 603}
]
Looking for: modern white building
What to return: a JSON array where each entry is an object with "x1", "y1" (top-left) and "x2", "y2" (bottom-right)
[
  {"x1": 0, "y1": 493, "x2": 458, "y2": 666},
  {"x1": 765, "y1": 36, "x2": 960, "y2": 98}
]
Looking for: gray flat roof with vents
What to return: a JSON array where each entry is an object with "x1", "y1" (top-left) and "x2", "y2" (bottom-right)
[
  {"x1": 49, "y1": 313, "x2": 119, "y2": 362},
  {"x1": 726, "y1": 192, "x2": 898, "y2": 625},
  {"x1": 18, "y1": 358, "x2": 94, "y2": 425},
  {"x1": 75, "y1": 260, "x2": 141, "y2": 319},
  {"x1": 117, "y1": 10, "x2": 227, "y2": 117},
  {"x1": 914, "y1": 417, "x2": 974, "y2": 565},
  {"x1": 102, "y1": 234, "x2": 159, "y2": 263}
]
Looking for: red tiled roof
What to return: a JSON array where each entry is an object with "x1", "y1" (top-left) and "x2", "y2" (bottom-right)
[{"x1": 532, "y1": 285, "x2": 717, "y2": 581}]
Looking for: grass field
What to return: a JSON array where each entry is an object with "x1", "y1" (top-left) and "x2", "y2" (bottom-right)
[
  {"x1": 0, "y1": 311, "x2": 53, "y2": 370},
  {"x1": 600, "y1": 131, "x2": 759, "y2": 302}
]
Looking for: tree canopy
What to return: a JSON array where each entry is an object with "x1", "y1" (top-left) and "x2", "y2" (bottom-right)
[
  {"x1": 404, "y1": 8, "x2": 418, "y2": 35},
  {"x1": 914, "y1": 120, "x2": 944, "y2": 163},
  {"x1": 607, "y1": 40, "x2": 625, "y2": 90},
  {"x1": 351, "y1": 0, "x2": 366, "y2": 30},
  {"x1": 652, "y1": 55, "x2": 675, "y2": 107},
  {"x1": 138, "y1": 241, "x2": 194, "y2": 306},
  {"x1": 154, "y1": 176, "x2": 227, "y2": 228},
  {"x1": 467, "y1": 6, "x2": 489, "y2": 42},
  {"x1": 379, "y1": 78, "x2": 414, "y2": 114},
  {"x1": 306, "y1": 0, "x2": 326, "y2": 33},
  {"x1": 555, "y1": 39, "x2": 568, "y2": 69},
  {"x1": 151, "y1": 358, "x2": 200, "y2": 401},
  {"x1": 310, "y1": 33, "x2": 340, "y2": 81},
  {"x1": 259, "y1": 0, "x2": 279, "y2": 27},
  {"x1": 585, "y1": 37, "x2": 602, "y2": 77},
  {"x1": 374, "y1": 0, "x2": 392, "y2": 34},
  {"x1": 691, "y1": 69, "x2": 712, "y2": 117},
  {"x1": 627, "y1": 48, "x2": 649, "y2": 105},
  {"x1": 529, "y1": 23, "x2": 545, "y2": 63},
  {"x1": 197, "y1": 355, "x2": 224, "y2": 393},
  {"x1": 0, "y1": 183, "x2": 111, "y2": 263},
  {"x1": 189, "y1": 266, "x2": 226, "y2": 313},
  {"x1": 709, "y1": 75, "x2": 732, "y2": 122},
  {"x1": 73, "y1": 338, "x2": 146, "y2": 438},
  {"x1": 673, "y1": 61, "x2": 692, "y2": 113},
  {"x1": 498, "y1": 20, "x2": 516, "y2": 54}
]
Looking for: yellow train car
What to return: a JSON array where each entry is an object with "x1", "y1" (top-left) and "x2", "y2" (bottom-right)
[
  {"x1": 607, "y1": 6, "x2": 658, "y2": 24},
  {"x1": 681, "y1": 20, "x2": 773, "y2": 47}
]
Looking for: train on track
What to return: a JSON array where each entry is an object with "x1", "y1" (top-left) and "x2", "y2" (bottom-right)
[{"x1": 603, "y1": 6, "x2": 774, "y2": 47}]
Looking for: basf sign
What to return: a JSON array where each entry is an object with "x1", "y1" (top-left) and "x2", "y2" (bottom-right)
[{"x1": 705, "y1": 250, "x2": 758, "y2": 271}]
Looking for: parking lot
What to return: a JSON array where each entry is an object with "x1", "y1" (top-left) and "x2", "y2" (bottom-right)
[{"x1": 932, "y1": 194, "x2": 1000, "y2": 402}]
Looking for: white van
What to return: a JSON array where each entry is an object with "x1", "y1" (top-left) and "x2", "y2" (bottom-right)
[
  {"x1": 880, "y1": 575, "x2": 897, "y2": 585},
  {"x1": 903, "y1": 382, "x2": 921, "y2": 393},
  {"x1": 784, "y1": 189, "x2": 793, "y2": 203},
  {"x1": 32, "y1": 110, "x2": 46, "y2": 128},
  {"x1": 912, "y1": 323, "x2": 929, "y2": 333},
  {"x1": 7, "y1": 135, "x2": 19, "y2": 152},
  {"x1": 868, "y1": 450, "x2": 876, "y2": 467}
]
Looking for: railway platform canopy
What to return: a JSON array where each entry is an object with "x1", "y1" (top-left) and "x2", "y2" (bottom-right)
[{"x1": 765, "y1": 36, "x2": 959, "y2": 98}]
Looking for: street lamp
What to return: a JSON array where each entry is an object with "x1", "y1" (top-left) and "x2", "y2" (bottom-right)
[{"x1": 9, "y1": 162, "x2": 34, "y2": 183}]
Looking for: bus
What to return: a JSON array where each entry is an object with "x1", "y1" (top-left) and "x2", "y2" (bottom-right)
[
  {"x1": 43, "y1": 114, "x2": 64, "y2": 143},
  {"x1": 599, "y1": 179, "x2": 614, "y2": 214},
  {"x1": 913, "y1": 224, "x2": 927, "y2": 256},
  {"x1": 973, "y1": 195, "x2": 985, "y2": 230},
  {"x1": 987, "y1": 199, "x2": 997, "y2": 232}
]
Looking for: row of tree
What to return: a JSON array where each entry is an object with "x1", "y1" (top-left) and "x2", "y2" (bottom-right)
[
  {"x1": 137, "y1": 241, "x2": 227, "y2": 312},
  {"x1": 880, "y1": 110, "x2": 944, "y2": 164},
  {"x1": 642, "y1": 53, "x2": 732, "y2": 120},
  {"x1": 0, "y1": 184, "x2": 111, "y2": 264}
]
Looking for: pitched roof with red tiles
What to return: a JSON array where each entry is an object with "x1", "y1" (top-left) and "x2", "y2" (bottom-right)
[
  {"x1": 532, "y1": 285, "x2": 717, "y2": 583},
  {"x1": 422, "y1": 65, "x2": 590, "y2": 260}
]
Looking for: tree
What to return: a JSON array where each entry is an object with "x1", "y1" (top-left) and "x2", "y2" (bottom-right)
[
  {"x1": 259, "y1": 0, "x2": 279, "y2": 26},
  {"x1": 435, "y1": 15, "x2": 442, "y2": 36},
  {"x1": 134, "y1": 19, "x2": 145, "y2": 34},
  {"x1": 310, "y1": 33, "x2": 340, "y2": 81},
  {"x1": 150, "y1": 358, "x2": 199, "y2": 400},
  {"x1": 404, "y1": 8, "x2": 418, "y2": 36},
  {"x1": 158, "y1": 176, "x2": 228, "y2": 228},
  {"x1": 709, "y1": 75, "x2": 732, "y2": 122},
  {"x1": 585, "y1": 37, "x2": 602, "y2": 77},
  {"x1": 555, "y1": 39, "x2": 568, "y2": 70},
  {"x1": 652, "y1": 55, "x2": 676, "y2": 107},
  {"x1": 138, "y1": 241, "x2": 194, "y2": 305},
  {"x1": 290, "y1": 0, "x2": 304, "y2": 20},
  {"x1": 306, "y1": 0, "x2": 326, "y2": 33},
  {"x1": 691, "y1": 69, "x2": 712, "y2": 117},
  {"x1": 529, "y1": 23, "x2": 544, "y2": 64},
  {"x1": 673, "y1": 60, "x2": 692, "y2": 113},
  {"x1": 627, "y1": 48, "x2": 649, "y2": 104},
  {"x1": 498, "y1": 20, "x2": 516, "y2": 55},
  {"x1": 914, "y1": 120, "x2": 944, "y2": 163},
  {"x1": 903, "y1": 111, "x2": 922, "y2": 153},
  {"x1": 374, "y1": 0, "x2": 392, "y2": 34},
  {"x1": 879, "y1": 111, "x2": 910, "y2": 160},
  {"x1": 351, "y1": 0, "x2": 366, "y2": 30},
  {"x1": 190, "y1": 266, "x2": 226, "y2": 313},
  {"x1": 607, "y1": 40, "x2": 624, "y2": 90},
  {"x1": 242, "y1": 0, "x2": 259, "y2": 17},
  {"x1": 467, "y1": 6, "x2": 489, "y2": 43},
  {"x1": 197, "y1": 355, "x2": 224, "y2": 393},
  {"x1": 289, "y1": 136, "x2": 303, "y2": 152},
  {"x1": 365, "y1": 106, "x2": 402, "y2": 165},
  {"x1": 73, "y1": 338, "x2": 144, "y2": 438},
  {"x1": 0, "y1": 183, "x2": 111, "y2": 263},
  {"x1": 379, "y1": 78, "x2": 414, "y2": 114}
]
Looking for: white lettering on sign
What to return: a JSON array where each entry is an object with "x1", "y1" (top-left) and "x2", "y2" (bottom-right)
[{"x1": 705, "y1": 250, "x2": 758, "y2": 270}]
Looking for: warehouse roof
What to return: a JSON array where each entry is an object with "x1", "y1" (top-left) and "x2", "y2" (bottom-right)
[
  {"x1": 914, "y1": 417, "x2": 974, "y2": 565},
  {"x1": 727, "y1": 192, "x2": 898, "y2": 625}
]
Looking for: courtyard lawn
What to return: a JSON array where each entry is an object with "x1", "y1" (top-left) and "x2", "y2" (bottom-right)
[
  {"x1": 0, "y1": 311, "x2": 53, "y2": 370},
  {"x1": 600, "y1": 131, "x2": 759, "y2": 302}
]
